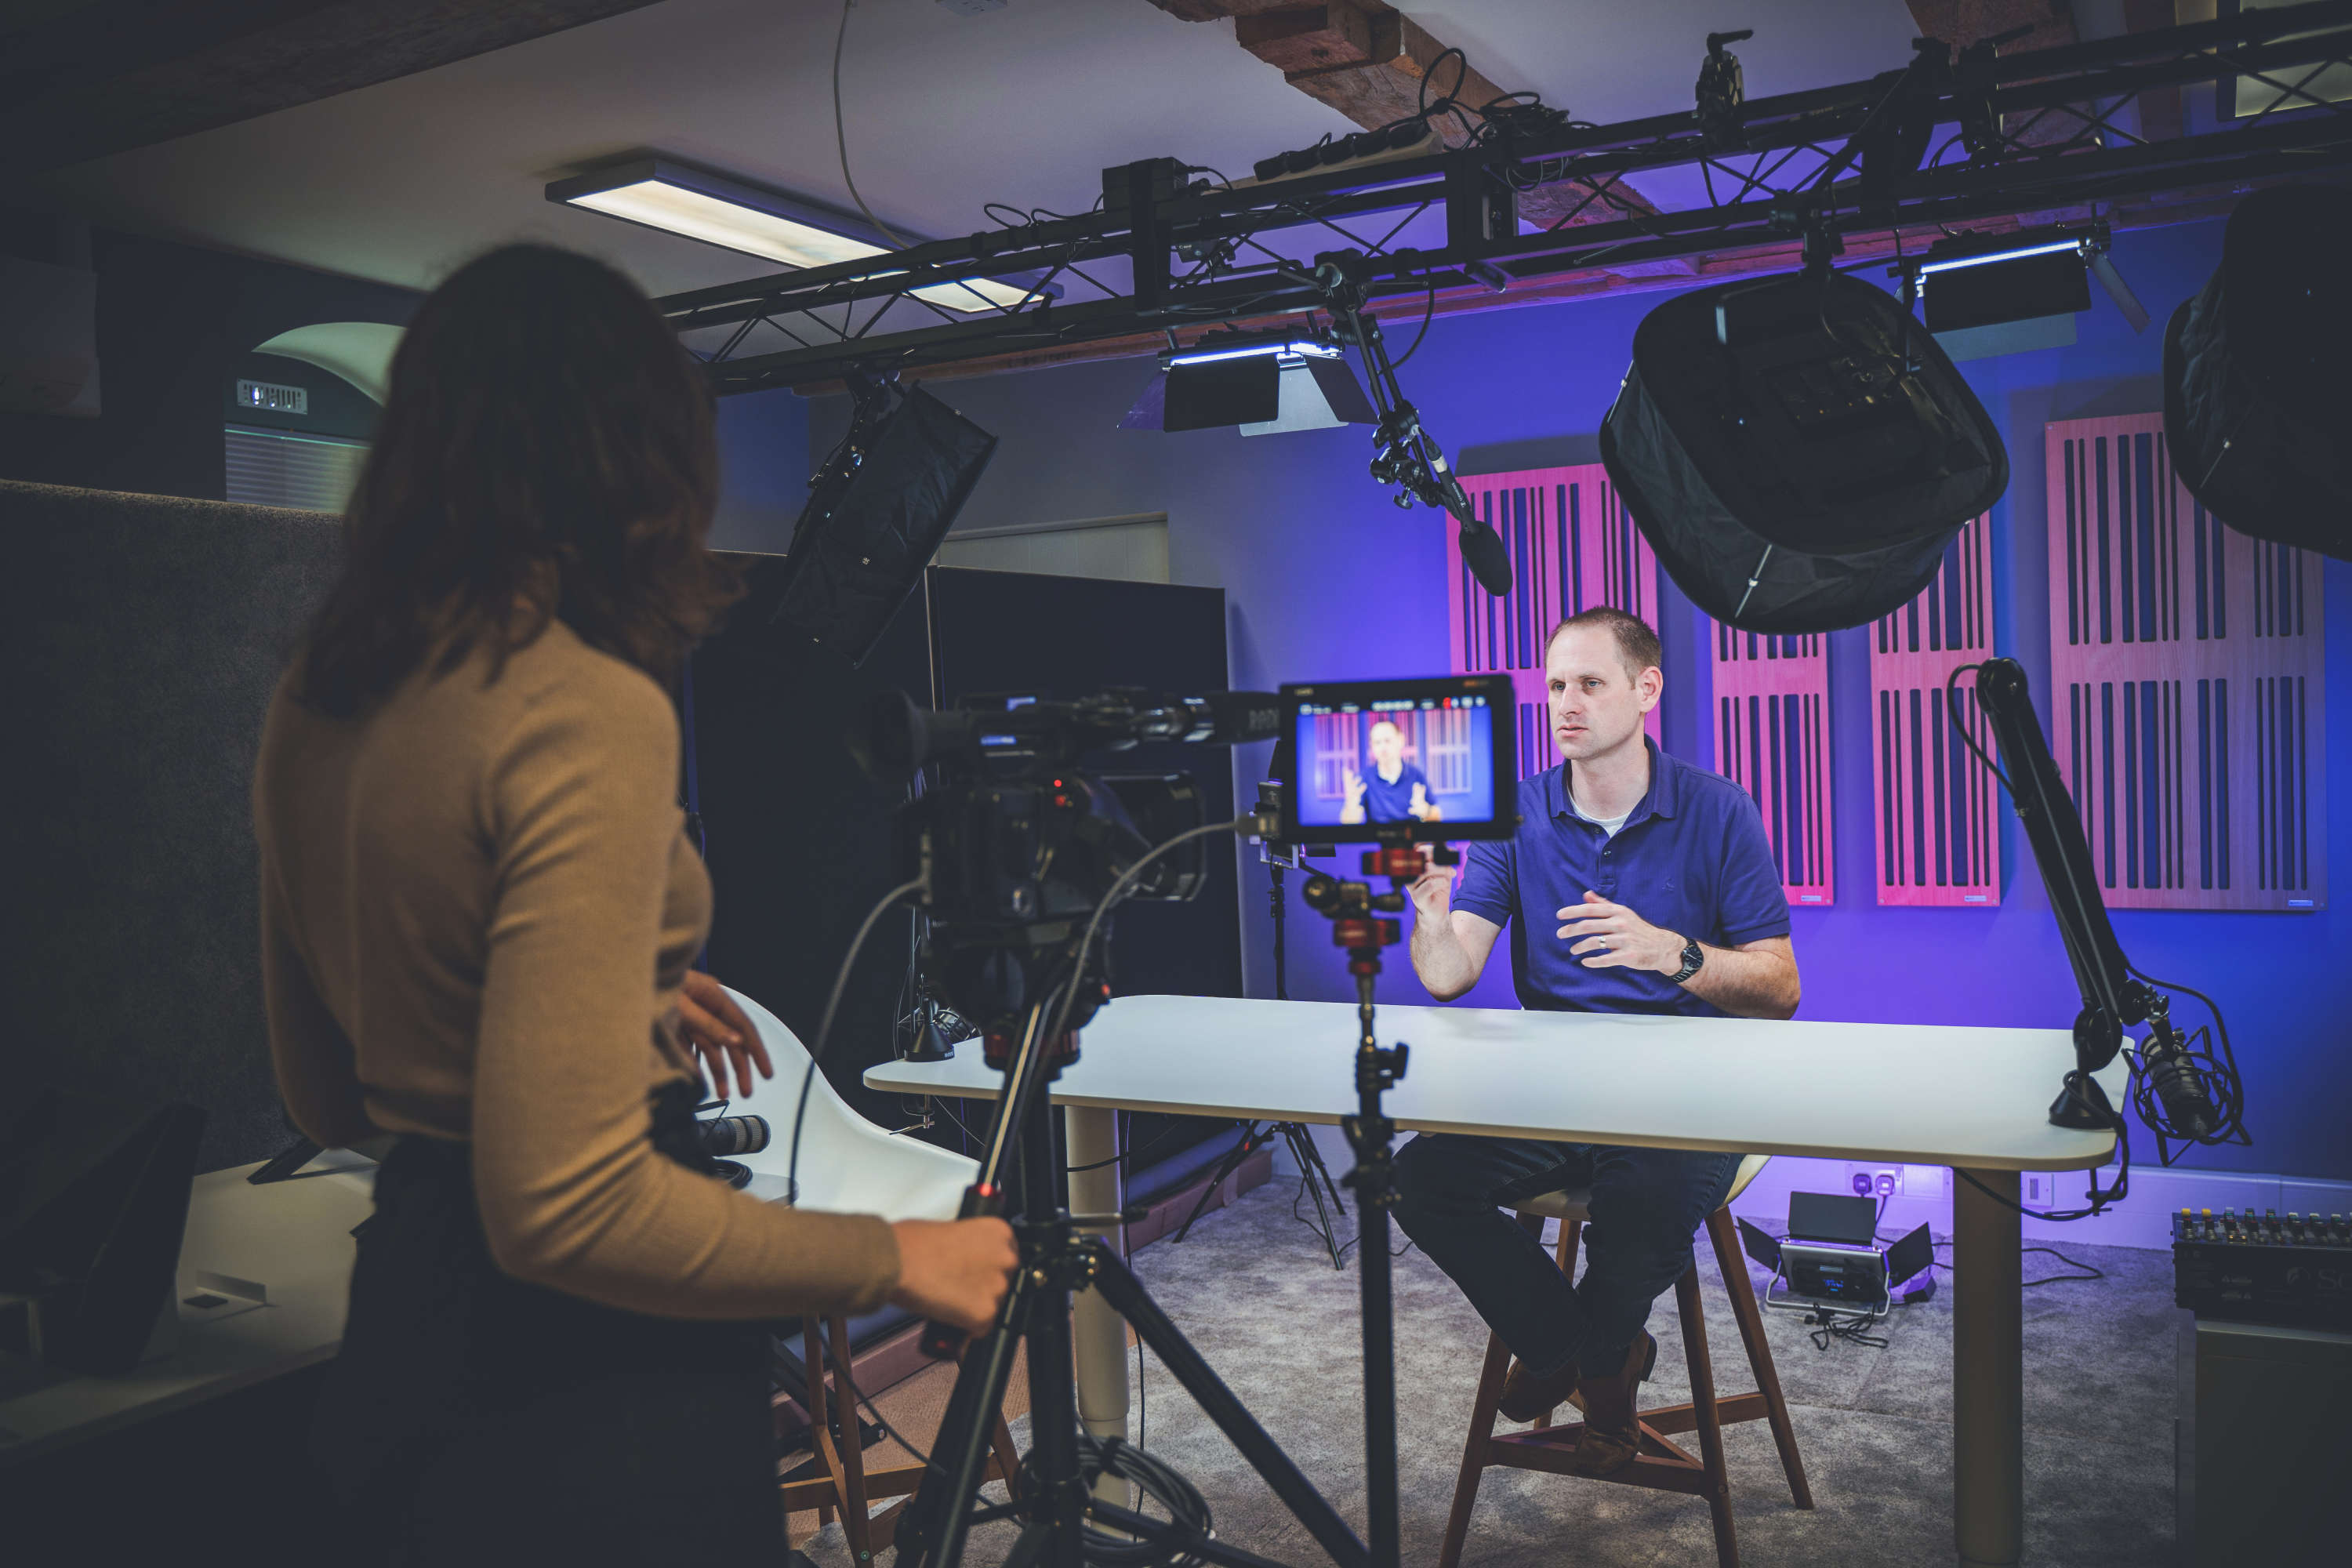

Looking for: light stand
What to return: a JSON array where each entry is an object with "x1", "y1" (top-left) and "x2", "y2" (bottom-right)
[{"x1": 1298, "y1": 843, "x2": 1442, "y2": 1568}]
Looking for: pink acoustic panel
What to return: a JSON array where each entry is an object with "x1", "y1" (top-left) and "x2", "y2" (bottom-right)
[
  {"x1": 2045, "y1": 414, "x2": 2327, "y2": 910},
  {"x1": 1710, "y1": 623, "x2": 1833, "y2": 906},
  {"x1": 1871, "y1": 514, "x2": 2002, "y2": 906},
  {"x1": 1447, "y1": 463, "x2": 1660, "y2": 782}
]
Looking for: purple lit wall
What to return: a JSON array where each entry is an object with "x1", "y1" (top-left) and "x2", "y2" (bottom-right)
[{"x1": 797, "y1": 215, "x2": 2350, "y2": 1184}]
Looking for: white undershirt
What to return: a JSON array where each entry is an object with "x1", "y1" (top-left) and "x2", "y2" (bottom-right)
[{"x1": 1583, "y1": 806, "x2": 1632, "y2": 839}]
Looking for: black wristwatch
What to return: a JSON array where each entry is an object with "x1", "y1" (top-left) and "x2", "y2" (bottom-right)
[{"x1": 1668, "y1": 936, "x2": 1705, "y2": 985}]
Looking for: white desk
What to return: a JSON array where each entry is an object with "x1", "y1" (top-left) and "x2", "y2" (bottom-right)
[
  {"x1": 869, "y1": 993, "x2": 2125, "y2": 1568},
  {"x1": 0, "y1": 1153, "x2": 372, "y2": 1465}
]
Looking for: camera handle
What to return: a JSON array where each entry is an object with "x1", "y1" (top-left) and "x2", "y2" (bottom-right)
[{"x1": 1299, "y1": 840, "x2": 1455, "y2": 1568}]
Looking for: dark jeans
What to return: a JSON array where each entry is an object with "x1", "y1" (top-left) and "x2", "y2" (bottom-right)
[{"x1": 1392, "y1": 1134, "x2": 1742, "y2": 1378}]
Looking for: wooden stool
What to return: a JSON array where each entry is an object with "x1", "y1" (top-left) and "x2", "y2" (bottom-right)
[
  {"x1": 779, "y1": 1315, "x2": 1025, "y2": 1564},
  {"x1": 1436, "y1": 1153, "x2": 1812, "y2": 1568}
]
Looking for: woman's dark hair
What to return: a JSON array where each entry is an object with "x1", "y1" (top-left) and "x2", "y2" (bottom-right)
[{"x1": 297, "y1": 244, "x2": 739, "y2": 717}]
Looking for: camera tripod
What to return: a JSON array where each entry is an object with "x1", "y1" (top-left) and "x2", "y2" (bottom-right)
[{"x1": 896, "y1": 842, "x2": 1435, "y2": 1568}]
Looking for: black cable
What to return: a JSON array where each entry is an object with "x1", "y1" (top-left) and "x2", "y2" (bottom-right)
[
  {"x1": 787, "y1": 876, "x2": 927, "y2": 1210},
  {"x1": 1043, "y1": 818, "x2": 1250, "y2": 1055},
  {"x1": 1075, "y1": 1432, "x2": 1214, "y2": 1568},
  {"x1": 809, "y1": 1323, "x2": 947, "y2": 1480},
  {"x1": 1388, "y1": 270, "x2": 1439, "y2": 368},
  {"x1": 2021, "y1": 1246, "x2": 2105, "y2": 1287},
  {"x1": 830, "y1": 0, "x2": 906, "y2": 249},
  {"x1": 1065, "y1": 1118, "x2": 1195, "y2": 1175}
]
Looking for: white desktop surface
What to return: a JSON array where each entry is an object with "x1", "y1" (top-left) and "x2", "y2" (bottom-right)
[
  {"x1": 865, "y1": 993, "x2": 2126, "y2": 1172},
  {"x1": 0, "y1": 1154, "x2": 374, "y2": 1465},
  {"x1": 869, "y1": 992, "x2": 2122, "y2": 1567}
]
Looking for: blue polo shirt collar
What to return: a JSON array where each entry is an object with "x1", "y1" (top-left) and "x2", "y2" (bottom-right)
[{"x1": 1550, "y1": 735, "x2": 1679, "y2": 832}]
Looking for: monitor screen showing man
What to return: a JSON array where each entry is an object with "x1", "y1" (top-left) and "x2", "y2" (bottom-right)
[{"x1": 1291, "y1": 698, "x2": 1496, "y2": 830}]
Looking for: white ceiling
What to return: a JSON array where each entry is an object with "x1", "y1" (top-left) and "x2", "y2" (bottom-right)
[{"x1": 30, "y1": 0, "x2": 1922, "y2": 303}]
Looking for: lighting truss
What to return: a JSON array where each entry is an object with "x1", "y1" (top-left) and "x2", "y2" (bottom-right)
[{"x1": 658, "y1": 0, "x2": 2352, "y2": 394}]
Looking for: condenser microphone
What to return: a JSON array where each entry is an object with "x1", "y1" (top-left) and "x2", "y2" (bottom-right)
[
  {"x1": 2138, "y1": 1023, "x2": 2220, "y2": 1142},
  {"x1": 1458, "y1": 516, "x2": 1515, "y2": 597}
]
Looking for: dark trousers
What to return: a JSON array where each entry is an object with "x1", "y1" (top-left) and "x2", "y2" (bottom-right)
[
  {"x1": 1392, "y1": 1134, "x2": 1742, "y2": 1378},
  {"x1": 314, "y1": 1087, "x2": 781, "y2": 1566}
]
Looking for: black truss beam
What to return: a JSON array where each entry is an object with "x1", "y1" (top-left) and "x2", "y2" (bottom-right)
[{"x1": 662, "y1": 0, "x2": 2352, "y2": 393}]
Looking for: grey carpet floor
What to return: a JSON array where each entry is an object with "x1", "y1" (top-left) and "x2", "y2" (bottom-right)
[{"x1": 805, "y1": 1175, "x2": 2180, "y2": 1567}]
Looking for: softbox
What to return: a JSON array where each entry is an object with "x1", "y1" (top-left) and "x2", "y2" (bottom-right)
[
  {"x1": 769, "y1": 383, "x2": 997, "y2": 665},
  {"x1": 2164, "y1": 183, "x2": 2352, "y2": 562},
  {"x1": 1601, "y1": 270, "x2": 2008, "y2": 633}
]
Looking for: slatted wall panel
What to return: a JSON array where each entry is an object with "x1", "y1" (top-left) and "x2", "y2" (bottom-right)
[
  {"x1": 1708, "y1": 625, "x2": 1834, "y2": 905},
  {"x1": 1871, "y1": 514, "x2": 2002, "y2": 906},
  {"x1": 2045, "y1": 414, "x2": 2328, "y2": 910},
  {"x1": 1447, "y1": 463, "x2": 1661, "y2": 781}
]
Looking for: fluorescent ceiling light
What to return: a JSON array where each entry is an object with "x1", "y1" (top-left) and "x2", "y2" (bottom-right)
[{"x1": 547, "y1": 159, "x2": 1044, "y2": 313}]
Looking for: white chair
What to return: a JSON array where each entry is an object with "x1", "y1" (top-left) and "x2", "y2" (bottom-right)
[
  {"x1": 724, "y1": 987, "x2": 974, "y2": 1222},
  {"x1": 717, "y1": 987, "x2": 1020, "y2": 1561}
]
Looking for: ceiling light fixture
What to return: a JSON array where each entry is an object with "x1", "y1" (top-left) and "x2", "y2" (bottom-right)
[
  {"x1": 1122, "y1": 327, "x2": 1374, "y2": 437},
  {"x1": 1896, "y1": 223, "x2": 2147, "y2": 361},
  {"x1": 546, "y1": 158, "x2": 1047, "y2": 313}
]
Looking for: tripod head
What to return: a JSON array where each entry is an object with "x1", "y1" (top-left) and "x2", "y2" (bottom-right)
[{"x1": 1301, "y1": 844, "x2": 1456, "y2": 979}]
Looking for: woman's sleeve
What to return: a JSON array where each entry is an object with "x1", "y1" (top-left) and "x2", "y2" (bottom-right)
[
  {"x1": 468, "y1": 664, "x2": 900, "y2": 1319},
  {"x1": 259, "y1": 841, "x2": 379, "y2": 1151}
]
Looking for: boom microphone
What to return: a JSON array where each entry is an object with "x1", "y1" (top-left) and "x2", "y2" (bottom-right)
[
  {"x1": 1457, "y1": 516, "x2": 1515, "y2": 597},
  {"x1": 2138, "y1": 1024, "x2": 2220, "y2": 1142},
  {"x1": 691, "y1": 1114, "x2": 771, "y2": 1159}
]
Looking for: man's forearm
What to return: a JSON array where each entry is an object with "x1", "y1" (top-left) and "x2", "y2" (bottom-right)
[
  {"x1": 1680, "y1": 944, "x2": 1798, "y2": 1019},
  {"x1": 1411, "y1": 916, "x2": 1479, "y2": 1000}
]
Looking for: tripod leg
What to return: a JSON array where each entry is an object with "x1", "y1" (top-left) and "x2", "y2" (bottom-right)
[
  {"x1": 1173, "y1": 1123, "x2": 1264, "y2": 1244},
  {"x1": 900, "y1": 1283, "x2": 1033, "y2": 1568},
  {"x1": 1089, "y1": 1243, "x2": 1370, "y2": 1568},
  {"x1": 1282, "y1": 1124, "x2": 1345, "y2": 1271}
]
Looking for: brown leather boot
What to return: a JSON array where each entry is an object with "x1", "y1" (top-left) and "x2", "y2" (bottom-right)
[
  {"x1": 1496, "y1": 1356, "x2": 1581, "y2": 1424},
  {"x1": 1566, "y1": 1330, "x2": 1657, "y2": 1475}
]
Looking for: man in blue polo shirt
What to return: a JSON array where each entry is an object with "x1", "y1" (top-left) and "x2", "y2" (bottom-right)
[
  {"x1": 1341, "y1": 718, "x2": 1440, "y2": 825},
  {"x1": 1397, "y1": 605, "x2": 1798, "y2": 1475}
]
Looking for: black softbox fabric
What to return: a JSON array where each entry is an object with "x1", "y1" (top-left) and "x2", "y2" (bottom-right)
[
  {"x1": 1601, "y1": 270, "x2": 2008, "y2": 633},
  {"x1": 2164, "y1": 183, "x2": 2352, "y2": 563},
  {"x1": 770, "y1": 385, "x2": 997, "y2": 664}
]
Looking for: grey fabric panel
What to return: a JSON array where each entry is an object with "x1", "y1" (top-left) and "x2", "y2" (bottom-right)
[{"x1": 3, "y1": 480, "x2": 343, "y2": 1171}]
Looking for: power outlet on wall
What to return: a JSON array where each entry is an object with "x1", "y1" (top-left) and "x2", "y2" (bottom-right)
[
  {"x1": 1844, "y1": 1163, "x2": 1951, "y2": 1201},
  {"x1": 2023, "y1": 1171, "x2": 2061, "y2": 1207}
]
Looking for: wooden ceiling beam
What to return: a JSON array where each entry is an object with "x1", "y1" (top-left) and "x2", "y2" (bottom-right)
[{"x1": 1148, "y1": 0, "x2": 1654, "y2": 234}]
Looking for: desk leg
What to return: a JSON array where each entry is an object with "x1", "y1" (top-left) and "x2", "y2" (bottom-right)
[
  {"x1": 1065, "y1": 1105, "x2": 1132, "y2": 1512},
  {"x1": 1953, "y1": 1167, "x2": 2023, "y2": 1567}
]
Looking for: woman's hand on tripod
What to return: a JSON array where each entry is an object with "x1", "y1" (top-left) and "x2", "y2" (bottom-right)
[{"x1": 888, "y1": 1218, "x2": 1020, "y2": 1335}]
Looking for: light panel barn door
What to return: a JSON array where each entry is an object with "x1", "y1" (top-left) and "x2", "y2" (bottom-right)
[{"x1": 2045, "y1": 414, "x2": 2326, "y2": 911}]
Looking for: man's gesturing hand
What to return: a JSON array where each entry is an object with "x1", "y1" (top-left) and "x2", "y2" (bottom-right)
[
  {"x1": 1409, "y1": 855, "x2": 1456, "y2": 924},
  {"x1": 888, "y1": 1218, "x2": 1020, "y2": 1337},
  {"x1": 1558, "y1": 890, "x2": 1682, "y2": 974}
]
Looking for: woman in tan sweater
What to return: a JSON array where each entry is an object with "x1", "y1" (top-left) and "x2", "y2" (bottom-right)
[{"x1": 253, "y1": 244, "x2": 1014, "y2": 1563}]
